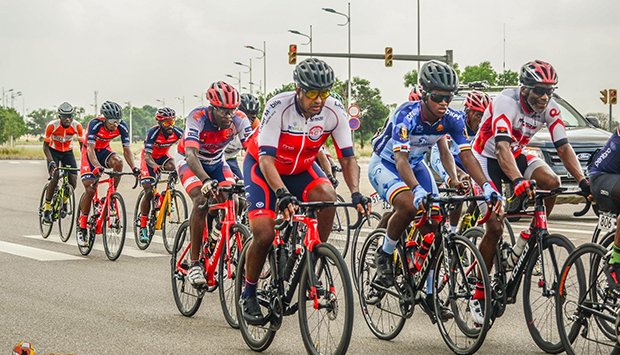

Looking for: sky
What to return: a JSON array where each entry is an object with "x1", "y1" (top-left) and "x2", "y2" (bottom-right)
[{"x1": 1, "y1": 0, "x2": 619, "y2": 118}]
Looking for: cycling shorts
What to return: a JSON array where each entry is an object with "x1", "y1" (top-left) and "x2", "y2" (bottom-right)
[
  {"x1": 80, "y1": 147, "x2": 118, "y2": 180},
  {"x1": 176, "y1": 158, "x2": 234, "y2": 194},
  {"x1": 244, "y1": 153, "x2": 330, "y2": 220},
  {"x1": 472, "y1": 150, "x2": 545, "y2": 195},
  {"x1": 140, "y1": 150, "x2": 173, "y2": 185},
  {"x1": 50, "y1": 148, "x2": 78, "y2": 175},
  {"x1": 591, "y1": 172, "x2": 620, "y2": 214}
]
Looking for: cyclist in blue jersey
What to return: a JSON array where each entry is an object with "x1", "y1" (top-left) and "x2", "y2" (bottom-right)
[
  {"x1": 589, "y1": 126, "x2": 620, "y2": 289},
  {"x1": 369, "y1": 60, "x2": 502, "y2": 322}
]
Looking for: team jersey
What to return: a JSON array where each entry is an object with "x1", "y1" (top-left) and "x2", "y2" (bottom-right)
[
  {"x1": 246, "y1": 91, "x2": 354, "y2": 175},
  {"x1": 589, "y1": 126, "x2": 620, "y2": 176},
  {"x1": 177, "y1": 106, "x2": 252, "y2": 165},
  {"x1": 447, "y1": 122, "x2": 477, "y2": 155},
  {"x1": 143, "y1": 125, "x2": 183, "y2": 159},
  {"x1": 372, "y1": 101, "x2": 470, "y2": 166},
  {"x1": 473, "y1": 88, "x2": 568, "y2": 159},
  {"x1": 44, "y1": 119, "x2": 84, "y2": 152},
  {"x1": 225, "y1": 118, "x2": 260, "y2": 160},
  {"x1": 86, "y1": 117, "x2": 130, "y2": 149}
]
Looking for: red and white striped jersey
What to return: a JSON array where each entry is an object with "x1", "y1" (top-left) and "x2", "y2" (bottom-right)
[{"x1": 44, "y1": 119, "x2": 84, "y2": 152}]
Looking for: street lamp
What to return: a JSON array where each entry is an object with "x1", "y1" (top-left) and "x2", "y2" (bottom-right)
[
  {"x1": 288, "y1": 25, "x2": 313, "y2": 54},
  {"x1": 234, "y1": 60, "x2": 253, "y2": 94},
  {"x1": 225, "y1": 73, "x2": 242, "y2": 90},
  {"x1": 176, "y1": 96, "x2": 185, "y2": 119},
  {"x1": 156, "y1": 99, "x2": 165, "y2": 106},
  {"x1": 323, "y1": 3, "x2": 351, "y2": 108},
  {"x1": 245, "y1": 42, "x2": 267, "y2": 96},
  {"x1": 124, "y1": 101, "x2": 133, "y2": 143},
  {"x1": 193, "y1": 94, "x2": 204, "y2": 106}
]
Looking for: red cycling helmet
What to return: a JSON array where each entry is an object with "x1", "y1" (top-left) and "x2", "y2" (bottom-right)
[
  {"x1": 519, "y1": 60, "x2": 558, "y2": 87},
  {"x1": 155, "y1": 107, "x2": 176, "y2": 121},
  {"x1": 408, "y1": 85, "x2": 422, "y2": 101},
  {"x1": 206, "y1": 81, "x2": 240, "y2": 109},
  {"x1": 464, "y1": 91, "x2": 490, "y2": 113}
]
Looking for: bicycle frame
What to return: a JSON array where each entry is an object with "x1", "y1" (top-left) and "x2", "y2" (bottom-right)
[
  {"x1": 91, "y1": 177, "x2": 120, "y2": 234},
  {"x1": 153, "y1": 175, "x2": 178, "y2": 230}
]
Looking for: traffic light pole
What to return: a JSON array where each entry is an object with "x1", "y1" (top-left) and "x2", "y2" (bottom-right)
[
  {"x1": 295, "y1": 50, "x2": 454, "y2": 66},
  {"x1": 610, "y1": 103, "x2": 613, "y2": 131}
]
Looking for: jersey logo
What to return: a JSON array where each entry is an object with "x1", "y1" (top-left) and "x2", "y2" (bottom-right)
[
  {"x1": 549, "y1": 108, "x2": 560, "y2": 118},
  {"x1": 436, "y1": 124, "x2": 444, "y2": 132},
  {"x1": 308, "y1": 125, "x2": 324, "y2": 141},
  {"x1": 399, "y1": 126, "x2": 408, "y2": 141},
  {"x1": 497, "y1": 127, "x2": 509, "y2": 134}
]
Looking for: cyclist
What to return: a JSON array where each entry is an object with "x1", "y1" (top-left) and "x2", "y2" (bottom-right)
[
  {"x1": 369, "y1": 60, "x2": 501, "y2": 322},
  {"x1": 224, "y1": 93, "x2": 260, "y2": 179},
  {"x1": 176, "y1": 81, "x2": 252, "y2": 287},
  {"x1": 409, "y1": 85, "x2": 422, "y2": 101},
  {"x1": 472, "y1": 59, "x2": 590, "y2": 280},
  {"x1": 588, "y1": 126, "x2": 620, "y2": 289},
  {"x1": 77, "y1": 101, "x2": 140, "y2": 247},
  {"x1": 240, "y1": 58, "x2": 371, "y2": 325},
  {"x1": 430, "y1": 90, "x2": 490, "y2": 232},
  {"x1": 137, "y1": 107, "x2": 183, "y2": 243},
  {"x1": 42, "y1": 102, "x2": 84, "y2": 223}
]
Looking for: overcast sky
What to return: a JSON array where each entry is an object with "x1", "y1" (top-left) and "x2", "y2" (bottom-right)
[{"x1": 2, "y1": 0, "x2": 619, "y2": 118}]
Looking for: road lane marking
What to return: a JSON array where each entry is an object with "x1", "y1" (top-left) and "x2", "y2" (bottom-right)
[
  {"x1": 0, "y1": 241, "x2": 84, "y2": 261},
  {"x1": 23, "y1": 235, "x2": 167, "y2": 258}
]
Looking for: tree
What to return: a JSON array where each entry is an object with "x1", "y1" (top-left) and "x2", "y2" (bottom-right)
[
  {"x1": 351, "y1": 77, "x2": 390, "y2": 149},
  {"x1": 0, "y1": 107, "x2": 27, "y2": 145},
  {"x1": 403, "y1": 69, "x2": 418, "y2": 88},
  {"x1": 452, "y1": 63, "x2": 462, "y2": 80},
  {"x1": 586, "y1": 112, "x2": 618, "y2": 132},
  {"x1": 461, "y1": 61, "x2": 498, "y2": 85},
  {"x1": 497, "y1": 69, "x2": 519, "y2": 86},
  {"x1": 27, "y1": 109, "x2": 56, "y2": 136}
]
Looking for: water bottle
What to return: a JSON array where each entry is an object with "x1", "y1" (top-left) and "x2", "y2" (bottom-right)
[
  {"x1": 507, "y1": 230, "x2": 531, "y2": 268},
  {"x1": 209, "y1": 222, "x2": 222, "y2": 253},
  {"x1": 414, "y1": 233, "x2": 435, "y2": 272},
  {"x1": 405, "y1": 240, "x2": 419, "y2": 274},
  {"x1": 459, "y1": 213, "x2": 473, "y2": 233},
  {"x1": 276, "y1": 244, "x2": 289, "y2": 279}
]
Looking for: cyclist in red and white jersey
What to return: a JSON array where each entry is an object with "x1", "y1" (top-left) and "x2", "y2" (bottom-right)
[
  {"x1": 472, "y1": 60, "x2": 590, "y2": 272},
  {"x1": 240, "y1": 58, "x2": 371, "y2": 325}
]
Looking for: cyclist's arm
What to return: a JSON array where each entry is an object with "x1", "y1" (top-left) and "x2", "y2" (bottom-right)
[
  {"x1": 43, "y1": 141, "x2": 53, "y2": 163},
  {"x1": 556, "y1": 143, "x2": 586, "y2": 183},
  {"x1": 76, "y1": 123, "x2": 85, "y2": 150},
  {"x1": 122, "y1": 146, "x2": 136, "y2": 170},
  {"x1": 437, "y1": 137, "x2": 459, "y2": 185},
  {"x1": 495, "y1": 141, "x2": 522, "y2": 182},
  {"x1": 185, "y1": 146, "x2": 210, "y2": 183},
  {"x1": 87, "y1": 143, "x2": 101, "y2": 169},
  {"x1": 144, "y1": 150, "x2": 158, "y2": 170},
  {"x1": 394, "y1": 151, "x2": 420, "y2": 189},
  {"x1": 316, "y1": 150, "x2": 333, "y2": 178},
  {"x1": 339, "y1": 156, "x2": 360, "y2": 194},
  {"x1": 258, "y1": 155, "x2": 286, "y2": 192}
]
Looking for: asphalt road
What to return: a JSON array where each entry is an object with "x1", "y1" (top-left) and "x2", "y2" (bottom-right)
[{"x1": 0, "y1": 159, "x2": 600, "y2": 354}]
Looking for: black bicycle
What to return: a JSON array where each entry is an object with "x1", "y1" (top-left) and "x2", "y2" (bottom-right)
[{"x1": 38, "y1": 166, "x2": 80, "y2": 241}]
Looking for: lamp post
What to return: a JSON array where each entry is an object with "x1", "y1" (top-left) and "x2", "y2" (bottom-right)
[
  {"x1": 245, "y1": 42, "x2": 267, "y2": 95},
  {"x1": 417, "y1": 0, "x2": 421, "y2": 74},
  {"x1": 11, "y1": 91, "x2": 22, "y2": 109},
  {"x1": 226, "y1": 73, "x2": 242, "y2": 90},
  {"x1": 193, "y1": 94, "x2": 204, "y2": 106},
  {"x1": 176, "y1": 96, "x2": 185, "y2": 118},
  {"x1": 156, "y1": 99, "x2": 165, "y2": 107},
  {"x1": 234, "y1": 60, "x2": 253, "y2": 94},
  {"x1": 124, "y1": 101, "x2": 133, "y2": 143},
  {"x1": 323, "y1": 3, "x2": 351, "y2": 108},
  {"x1": 288, "y1": 25, "x2": 313, "y2": 54}
]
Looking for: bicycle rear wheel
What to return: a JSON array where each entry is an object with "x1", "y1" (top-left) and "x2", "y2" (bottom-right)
[
  {"x1": 523, "y1": 233, "x2": 574, "y2": 353},
  {"x1": 162, "y1": 190, "x2": 188, "y2": 254},
  {"x1": 58, "y1": 183, "x2": 75, "y2": 242},
  {"x1": 218, "y1": 223, "x2": 249, "y2": 329},
  {"x1": 556, "y1": 242, "x2": 620, "y2": 355},
  {"x1": 102, "y1": 192, "x2": 127, "y2": 261},
  {"x1": 132, "y1": 190, "x2": 153, "y2": 250},
  {"x1": 298, "y1": 243, "x2": 354, "y2": 355},
  {"x1": 434, "y1": 235, "x2": 491, "y2": 355},
  {"x1": 235, "y1": 239, "x2": 277, "y2": 352},
  {"x1": 171, "y1": 220, "x2": 204, "y2": 316},
  {"x1": 350, "y1": 212, "x2": 382, "y2": 290},
  {"x1": 329, "y1": 194, "x2": 351, "y2": 258},
  {"x1": 39, "y1": 183, "x2": 53, "y2": 238}
]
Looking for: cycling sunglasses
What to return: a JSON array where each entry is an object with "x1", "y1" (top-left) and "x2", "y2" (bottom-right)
[
  {"x1": 106, "y1": 118, "x2": 120, "y2": 125},
  {"x1": 303, "y1": 89, "x2": 331, "y2": 100},
  {"x1": 59, "y1": 114, "x2": 74, "y2": 119},
  {"x1": 428, "y1": 92, "x2": 454, "y2": 104},
  {"x1": 530, "y1": 86, "x2": 556, "y2": 97},
  {"x1": 161, "y1": 119, "x2": 176, "y2": 127},
  {"x1": 215, "y1": 107, "x2": 235, "y2": 116}
]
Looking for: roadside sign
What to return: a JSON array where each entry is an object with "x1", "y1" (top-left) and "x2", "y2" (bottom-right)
[
  {"x1": 347, "y1": 104, "x2": 361, "y2": 118},
  {"x1": 349, "y1": 117, "x2": 360, "y2": 131}
]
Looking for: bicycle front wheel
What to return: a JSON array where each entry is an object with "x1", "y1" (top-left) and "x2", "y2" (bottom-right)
[
  {"x1": 132, "y1": 190, "x2": 153, "y2": 250},
  {"x1": 39, "y1": 183, "x2": 53, "y2": 238},
  {"x1": 218, "y1": 223, "x2": 249, "y2": 329},
  {"x1": 329, "y1": 194, "x2": 351, "y2": 258},
  {"x1": 58, "y1": 183, "x2": 75, "y2": 242},
  {"x1": 298, "y1": 243, "x2": 354, "y2": 355},
  {"x1": 77, "y1": 192, "x2": 96, "y2": 256},
  {"x1": 523, "y1": 233, "x2": 574, "y2": 353},
  {"x1": 102, "y1": 192, "x2": 127, "y2": 261},
  {"x1": 171, "y1": 220, "x2": 204, "y2": 316},
  {"x1": 350, "y1": 212, "x2": 382, "y2": 290},
  {"x1": 162, "y1": 190, "x2": 188, "y2": 254}
]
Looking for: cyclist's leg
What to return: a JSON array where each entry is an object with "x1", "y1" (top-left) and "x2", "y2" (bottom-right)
[
  {"x1": 161, "y1": 156, "x2": 176, "y2": 172},
  {"x1": 63, "y1": 150, "x2": 79, "y2": 190},
  {"x1": 45, "y1": 148, "x2": 63, "y2": 203},
  {"x1": 524, "y1": 154, "x2": 560, "y2": 214},
  {"x1": 139, "y1": 151, "x2": 161, "y2": 224},
  {"x1": 591, "y1": 172, "x2": 620, "y2": 288},
  {"x1": 105, "y1": 151, "x2": 124, "y2": 188}
]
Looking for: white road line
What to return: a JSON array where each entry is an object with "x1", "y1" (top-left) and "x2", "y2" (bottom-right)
[
  {"x1": 0, "y1": 240, "x2": 84, "y2": 261},
  {"x1": 28, "y1": 160, "x2": 43, "y2": 164},
  {"x1": 22, "y1": 235, "x2": 167, "y2": 258},
  {"x1": 8, "y1": 161, "x2": 19, "y2": 164}
]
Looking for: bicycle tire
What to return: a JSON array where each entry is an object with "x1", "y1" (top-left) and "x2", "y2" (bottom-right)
[
  {"x1": 592, "y1": 233, "x2": 619, "y2": 340},
  {"x1": 77, "y1": 192, "x2": 96, "y2": 256},
  {"x1": 132, "y1": 190, "x2": 153, "y2": 250},
  {"x1": 503, "y1": 218, "x2": 515, "y2": 246},
  {"x1": 102, "y1": 192, "x2": 127, "y2": 261},
  {"x1": 39, "y1": 183, "x2": 54, "y2": 238},
  {"x1": 523, "y1": 233, "x2": 575, "y2": 354},
  {"x1": 357, "y1": 229, "x2": 407, "y2": 340},
  {"x1": 162, "y1": 190, "x2": 188, "y2": 254},
  {"x1": 218, "y1": 223, "x2": 249, "y2": 329},
  {"x1": 330, "y1": 194, "x2": 351, "y2": 258},
  {"x1": 235, "y1": 238, "x2": 277, "y2": 351},
  {"x1": 350, "y1": 212, "x2": 382, "y2": 291},
  {"x1": 298, "y1": 243, "x2": 354, "y2": 355},
  {"x1": 58, "y1": 183, "x2": 75, "y2": 242},
  {"x1": 434, "y1": 234, "x2": 492, "y2": 355},
  {"x1": 171, "y1": 220, "x2": 204, "y2": 316}
]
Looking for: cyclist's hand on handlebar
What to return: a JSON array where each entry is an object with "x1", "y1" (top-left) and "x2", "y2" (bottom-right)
[
  {"x1": 201, "y1": 179, "x2": 218, "y2": 197},
  {"x1": 328, "y1": 175, "x2": 339, "y2": 188},
  {"x1": 47, "y1": 161, "x2": 57, "y2": 175},
  {"x1": 412, "y1": 185, "x2": 428, "y2": 210},
  {"x1": 578, "y1": 178, "x2": 593, "y2": 201},
  {"x1": 153, "y1": 165, "x2": 161, "y2": 175},
  {"x1": 351, "y1": 192, "x2": 371, "y2": 215},
  {"x1": 482, "y1": 182, "x2": 503, "y2": 216},
  {"x1": 276, "y1": 188, "x2": 298, "y2": 221},
  {"x1": 92, "y1": 166, "x2": 103, "y2": 177},
  {"x1": 513, "y1": 177, "x2": 535, "y2": 200}
]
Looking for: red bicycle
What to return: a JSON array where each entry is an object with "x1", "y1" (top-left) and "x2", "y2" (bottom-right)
[
  {"x1": 77, "y1": 170, "x2": 138, "y2": 261},
  {"x1": 171, "y1": 180, "x2": 249, "y2": 329}
]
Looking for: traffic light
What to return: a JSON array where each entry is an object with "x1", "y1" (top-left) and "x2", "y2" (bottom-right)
[
  {"x1": 610, "y1": 89, "x2": 618, "y2": 105},
  {"x1": 288, "y1": 44, "x2": 297, "y2": 65},
  {"x1": 600, "y1": 89, "x2": 608, "y2": 104},
  {"x1": 384, "y1": 47, "x2": 393, "y2": 67}
]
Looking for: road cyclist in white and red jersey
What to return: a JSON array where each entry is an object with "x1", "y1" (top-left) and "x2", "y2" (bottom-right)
[
  {"x1": 176, "y1": 81, "x2": 252, "y2": 287},
  {"x1": 239, "y1": 58, "x2": 371, "y2": 325},
  {"x1": 472, "y1": 59, "x2": 591, "y2": 286},
  {"x1": 42, "y1": 102, "x2": 85, "y2": 223}
]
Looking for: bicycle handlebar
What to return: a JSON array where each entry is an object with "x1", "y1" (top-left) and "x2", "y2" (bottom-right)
[
  {"x1": 414, "y1": 193, "x2": 497, "y2": 229},
  {"x1": 96, "y1": 169, "x2": 140, "y2": 189},
  {"x1": 197, "y1": 181, "x2": 246, "y2": 210},
  {"x1": 274, "y1": 201, "x2": 367, "y2": 232}
]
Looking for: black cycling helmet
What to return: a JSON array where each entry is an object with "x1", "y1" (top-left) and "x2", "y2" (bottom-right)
[
  {"x1": 100, "y1": 101, "x2": 122, "y2": 120},
  {"x1": 58, "y1": 102, "x2": 75, "y2": 116},
  {"x1": 239, "y1": 93, "x2": 260, "y2": 114},
  {"x1": 293, "y1": 58, "x2": 335, "y2": 91},
  {"x1": 155, "y1": 107, "x2": 176, "y2": 121},
  {"x1": 419, "y1": 60, "x2": 459, "y2": 92}
]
